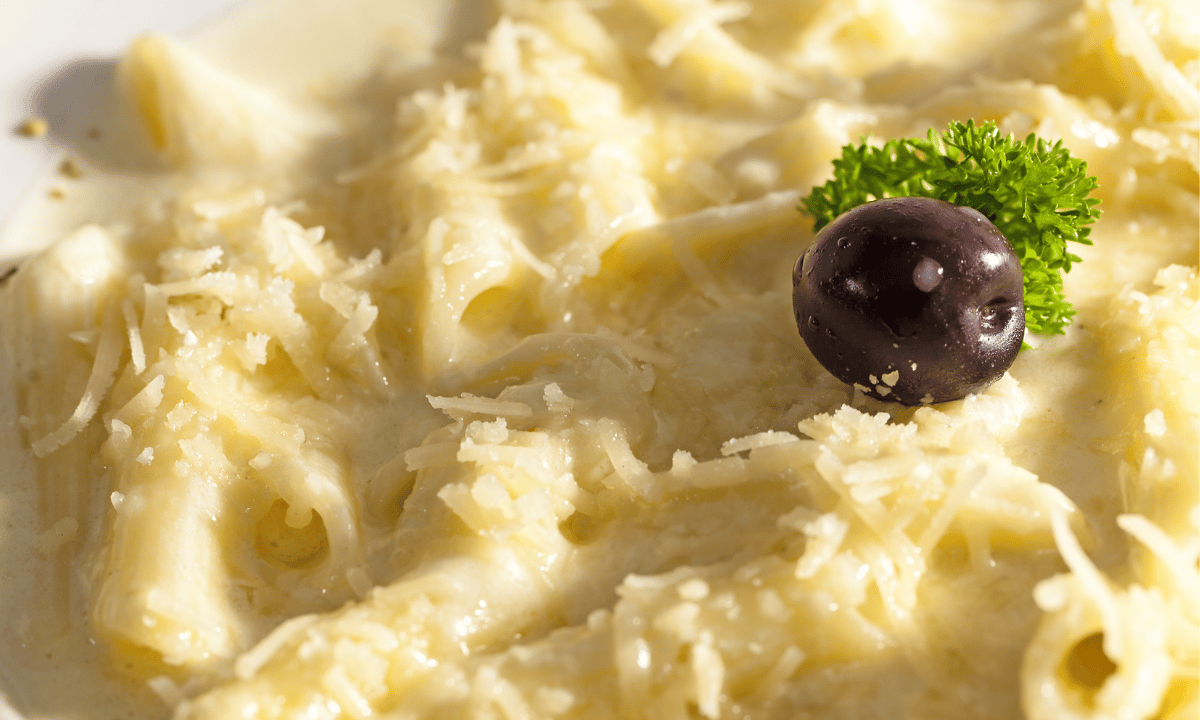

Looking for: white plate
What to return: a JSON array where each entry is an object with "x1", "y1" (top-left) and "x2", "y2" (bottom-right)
[
  {"x1": 0, "y1": 0, "x2": 469, "y2": 266},
  {"x1": 0, "y1": 0, "x2": 246, "y2": 262}
]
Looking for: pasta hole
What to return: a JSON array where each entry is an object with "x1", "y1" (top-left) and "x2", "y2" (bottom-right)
[
  {"x1": 1061, "y1": 632, "x2": 1117, "y2": 700},
  {"x1": 256, "y1": 499, "x2": 329, "y2": 569},
  {"x1": 366, "y1": 461, "x2": 416, "y2": 526}
]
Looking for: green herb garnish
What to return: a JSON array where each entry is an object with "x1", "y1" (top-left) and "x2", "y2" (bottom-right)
[{"x1": 800, "y1": 119, "x2": 1100, "y2": 336}]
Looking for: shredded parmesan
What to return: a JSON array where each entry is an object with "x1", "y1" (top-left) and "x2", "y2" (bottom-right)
[{"x1": 31, "y1": 305, "x2": 124, "y2": 457}]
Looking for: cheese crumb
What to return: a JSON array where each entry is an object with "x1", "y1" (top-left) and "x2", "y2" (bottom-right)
[
  {"x1": 543, "y1": 382, "x2": 575, "y2": 413},
  {"x1": 1143, "y1": 409, "x2": 1167, "y2": 437},
  {"x1": 146, "y1": 676, "x2": 183, "y2": 705},
  {"x1": 59, "y1": 158, "x2": 83, "y2": 178},
  {"x1": 165, "y1": 403, "x2": 196, "y2": 431},
  {"x1": 678, "y1": 579, "x2": 710, "y2": 601},
  {"x1": 14, "y1": 117, "x2": 48, "y2": 138}
]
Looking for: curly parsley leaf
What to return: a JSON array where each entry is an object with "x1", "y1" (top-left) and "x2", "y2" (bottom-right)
[{"x1": 800, "y1": 119, "x2": 1101, "y2": 336}]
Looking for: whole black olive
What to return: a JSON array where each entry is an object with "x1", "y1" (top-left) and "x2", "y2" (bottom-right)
[{"x1": 793, "y1": 197, "x2": 1024, "y2": 405}]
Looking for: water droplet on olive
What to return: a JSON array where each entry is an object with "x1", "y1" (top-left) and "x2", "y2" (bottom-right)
[
  {"x1": 792, "y1": 197, "x2": 1025, "y2": 405},
  {"x1": 912, "y1": 257, "x2": 943, "y2": 292}
]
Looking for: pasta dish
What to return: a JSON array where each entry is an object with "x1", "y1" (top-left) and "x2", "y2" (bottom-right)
[{"x1": 0, "y1": 0, "x2": 1196, "y2": 718}]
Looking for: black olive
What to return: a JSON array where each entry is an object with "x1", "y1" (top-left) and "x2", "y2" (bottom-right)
[{"x1": 793, "y1": 197, "x2": 1024, "y2": 405}]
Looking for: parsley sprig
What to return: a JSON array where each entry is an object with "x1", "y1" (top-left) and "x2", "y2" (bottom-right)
[{"x1": 800, "y1": 120, "x2": 1101, "y2": 336}]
